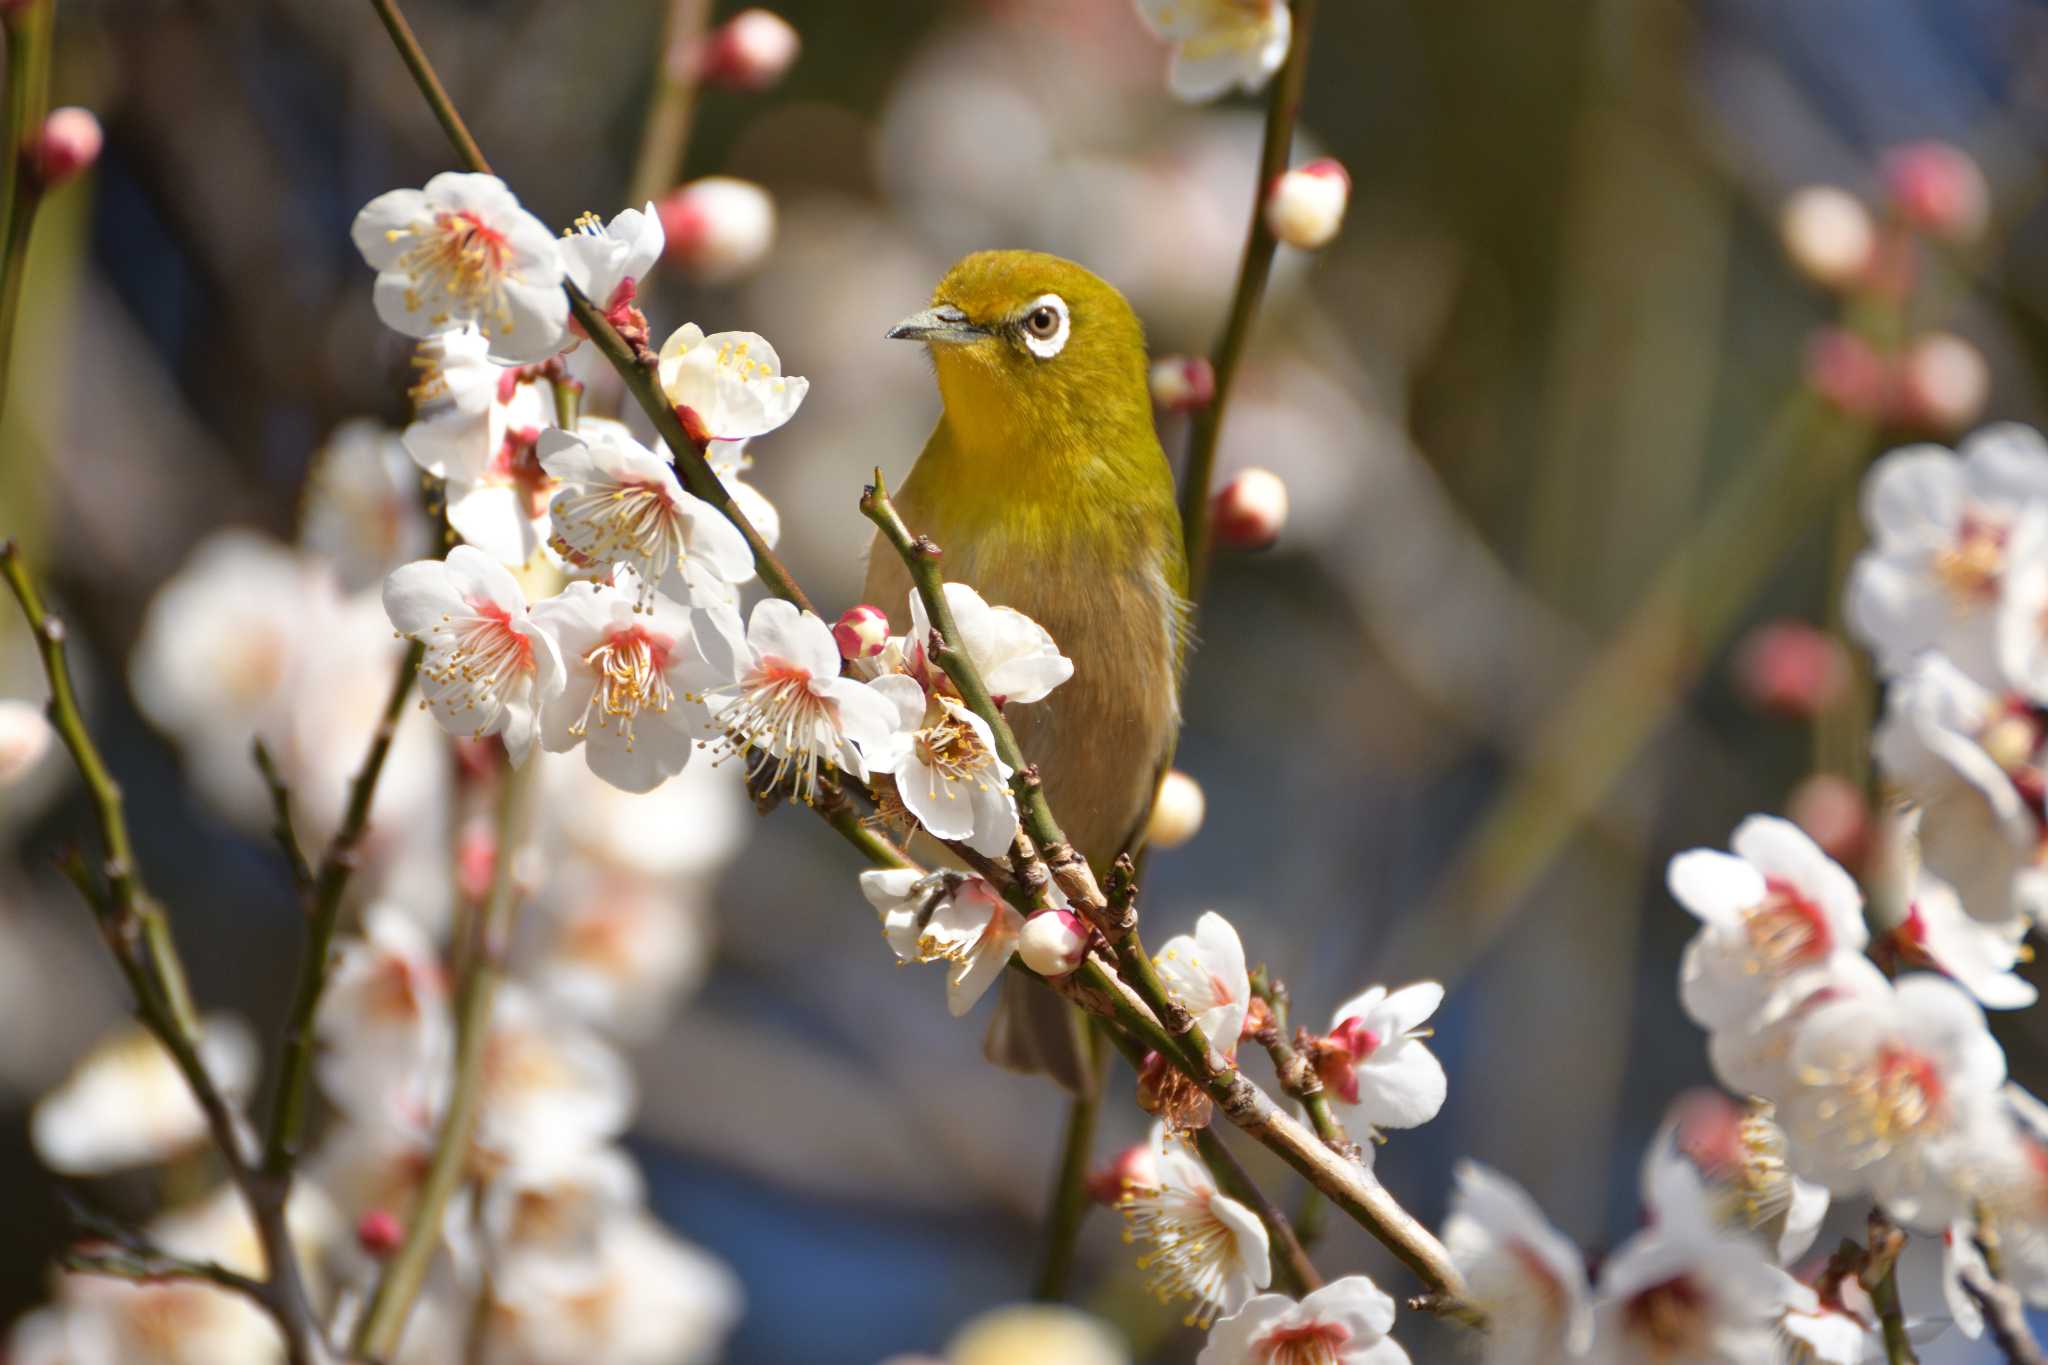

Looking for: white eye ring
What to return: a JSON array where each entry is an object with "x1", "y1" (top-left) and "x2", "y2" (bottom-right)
[{"x1": 1020, "y1": 293, "x2": 1069, "y2": 359}]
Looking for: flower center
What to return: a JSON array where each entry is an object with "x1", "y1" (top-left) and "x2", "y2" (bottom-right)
[
  {"x1": 550, "y1": 480, "x2": 687, "y2": 606},
  {"x1": 488, "y1": 425, "x2": 558, "y2": 520},
  {"x1": 1122, "y1": 1185, "x2": 1250, "y2": 1329},
  {"x1": 1934, "y1": 514, "x2": 2007, "y2": 605},
  {"x1": 1870, "y1": 1043, "x2": 1943, "y2": 1138},
  {"x1": 1255, "y1": 1322, "x2": 1351, "y2": 1365},
  {"x1": 572, "y1": 626, "x2": 674, "y2": 749},
  {"x1": 420, "y1": 601, "x2": 536, "y2": 737},
  {"x1": 1623, "y1": 1275, "x2": 1710, "y2": 1355},
  {"x1": 699, "y1": 657, "x2": 841, "y2": 805},
  {"x1": 1313, "y1": 1016, "x2": 1380, "y2": 1106},
  {"x1": 910, "y1": 705, "x2": 999, "y2": 802},
  {"x1": 1741, "y1": 879, "x2": 1831, "y2": 972},
  {"x1": 393, "y1": 209, "x2": 514, "y2": 327}
]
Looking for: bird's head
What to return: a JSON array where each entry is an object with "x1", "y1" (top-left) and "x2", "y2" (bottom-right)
[{"x1": 887, "y1": 250, "x2": 1153, "y2": 455}]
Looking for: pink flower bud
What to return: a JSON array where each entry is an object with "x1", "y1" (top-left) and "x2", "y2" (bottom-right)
[
  {"x1": 833, "y1": 604, "x2": 890, "y2": 660},
  {"x1": 1149, "y1": 355, "x2": 1214, "y2": 412},
  {"x1": 1787, "y1": 773, "x2": 1871, "y2": 875},
  {"x1": 657, "y1": 176, "x2": 776, "y2": 284},
  {"x1": 1084, "y1": 1142, "x2": 1159, "y2": 1204},
  {"x1": 1144, "y1": 768, "x2": 1205, "y2": 849},
  {"x1": 1894, "y1": 331, "x2": 1989, "y2": 434},
  {"x1": 1882, "y1": 140, "x2": 1989, "y2": 243},
  {"x1": 456, "y1": 821, "x2": 497, "y2": 903},
  {"x1": 32, "y1": 106, "x2": 101, "y2": 188},
  {"x1": 702, "y1": 9, "x2": 800, "y2": 92},
  {"x1": 1264, "y1": 158, "x2": 1350, "y2": 250},
  {"x1": 1803, "y1": 327, "x2": 1893, "y2": 418},
  {"x1": 356, "y1": 1209, "x2": 404, "y2": 1258},
  {"x1": 1210, "y1": 467, "x2": 1288, "y2": 551},
  {"x1": 1778, "y1": 186, "x2": 1874, "y2": 290},
  {"x1": 1016, "y1": 908, "x2": 1088, "y2": 977},
  {"x1": 1666, "y1": 1088, "x2": 1746, "y2": 1176},
  {"x1": 1733, "y1": 620, "x2": 1849, "y2": 719},
  {"x1": 0, "y1": 699, "x2": 52, "y2": 787}
]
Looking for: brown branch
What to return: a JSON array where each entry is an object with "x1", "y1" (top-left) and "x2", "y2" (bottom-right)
[
  {"x1": 1248, "y1": 968, "x2": 1357, "y2": 1160},
  {"x1": 1960, "y1": 1262, "x2": 2048, "y2": 1365}
]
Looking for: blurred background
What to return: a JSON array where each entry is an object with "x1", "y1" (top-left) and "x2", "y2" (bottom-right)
[{"x1": 5, "y1": 0, "x2": 2048, "y2": 1359}]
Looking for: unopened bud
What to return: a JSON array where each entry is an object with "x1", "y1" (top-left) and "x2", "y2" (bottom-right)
[
  {"x1": 1787, "y1": 773, "x2": 1871, "y2": 877},
  {"x1": 1778, "y1": 186, "x2": 1874, "y2": 290},
  {"x1": 833, "y1": 604, "x2": 890, "y2": 660},
  {"x1": 32, "y1": 106, "x2": 101, "y2": 188},
  {"x1": 1017, "y1": 909, "x2": 1088, "y2": 977},
  {"x1": 0, "y1": 699, "x2": 52, "y2": 786},
  {"x1": 1803, "y1": 327, "x2": 1892, "y2": 418},
  {"x1": 1210, "y1": 467, "x2": 1288, "y2": 551},
  {"x1": 1149, "y1": 355, "x2": 1214, "y2": 412},
  {"x1": 1084, "y1": 1142, "x2": 1159, "y2": 1204},
  {"x1": 356, "y1": 1209, "x2": 403, "y2": 1258},
  {"x1": 1264, "y1": 158, "x2": 1349, "y2": 250},
  {"x1": 1666, "y1": 1088, "x2": 1746, "y2": 1177},
  {"x1": 1895, "y1": 332, "x2": 1989, "y2": 434},
  {"x1": 1882, "y1": 140, "x2": 1989, "y2": 243},
  {"x1": 456, "y1": 820, "x2": 496, "y2": 903},
  {"x1": 657, "y1": 177, "x2": 776, "y2": 284},
  {"x1": 1733, "y1": 620, "x2": 1849, "y2": 719},
  {"x1": 703, "y1": 9, "x2": 800, "y2": 92},
  {"x1": 1144, "y1": 768, "x2": 1205, "y2": 849}
]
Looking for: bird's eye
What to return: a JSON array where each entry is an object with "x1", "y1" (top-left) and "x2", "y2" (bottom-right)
[{"x1": 1019, "y1": 294, "x2": 1069, "y2": 359}]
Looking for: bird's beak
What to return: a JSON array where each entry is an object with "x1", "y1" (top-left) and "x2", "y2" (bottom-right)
[{"x1": 886, "y1": 304, "x2": 989, "y2": 345}]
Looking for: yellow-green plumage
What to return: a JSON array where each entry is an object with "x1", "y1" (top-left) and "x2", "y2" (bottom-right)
[{"x1": 869, "y1": 250, "x2": 1187, "y2": 1087}]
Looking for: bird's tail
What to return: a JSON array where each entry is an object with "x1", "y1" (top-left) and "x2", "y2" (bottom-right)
[{"x1": 983, "y1": 971, "x2": 1095, "y2": 1096}]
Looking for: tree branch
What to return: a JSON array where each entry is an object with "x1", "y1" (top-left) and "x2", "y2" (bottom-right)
[
  {"x1": 1960, "y1": 1262, "x2": 2048, "y2": 1365},
  {"x1": 1032, "y1": 1022, "x2": 1107, "y2": 1302},
  {"x1": 0, "y1": 0, "x2": 56, "y2": 416}
]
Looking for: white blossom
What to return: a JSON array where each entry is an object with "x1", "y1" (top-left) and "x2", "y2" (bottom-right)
[
  {"x1": 473, "y1": 985, "x2": 635, "y2": 1171},
  {"x1": 1315, "y1": 981, "x2": 1447, "y2": 1136},
  {"x1": 863, "y1": 869, "x2": 1022, "y2": 1016},
  {"x1": 351, "y1": 172, "x2": 569, "y2": 363},
  {"x1": 315, "y1": 904, "x2": 449, "y2": 1119},
  {"x1": 1120, "y1": 1123, "x2": 1271, "y2": 1328},
  {"x1": 559, "y1": 204, "x2": 664, "y2": 310},
  {"x1": 528, "y1": 859, "x2": 713, "y2": 1039},
  {"x1": 1883, "y1": 866, "x2": 2036, "y2": 1008},
  {"x1": 656, "y1": 323, "x2": 809, "y2": 444},
  {"x1": 1706, "y1": 953, "x2": 1891, "y2": 1100},
  {"x1": 1198, "y1": 1276, "x2": 1410, "y2": 1365},
  {"x1": 1131, "y1": 0, "x2": 1291, "y2": 103},
  {"x1": 31, "y1": 1016, "x2": 256, "y2": 1175},
  {"x1": 298, "y1": 418, "x2": 433, "y2": 592},
  {"x1": 867, "y1": 673, "x2": 1019, "y2": 857},
  {"x1": 0, "y1": 697, "x2": 53, "y2": 788},
  {"x1": 707, "y1": 438, "x2": 781, "y2": 548},
  {"x1": 1668, "y1": 814, "x2": 1869, "y2": 1032},
  {"x1": 1441, "y1": 1161, "x2": 1591, "y2": 1362},
  {"x1": 906, "y1": 581, "x2": 1074, "y2": 705},
  {"x1": 402, "y1": 328, "x2": 557, "y2": 567},
  {"x1": 1155, "y1": 912, "x2": 1251, "y2": 1065}
]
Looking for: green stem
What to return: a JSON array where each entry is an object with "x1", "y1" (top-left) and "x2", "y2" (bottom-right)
[
  {"x1": 0, "y1": 0, "x2": 54, "y2": 422},
  {"x1": 351, "y1": 756, "x2": 539, "y2": 1359},
  {"x1": 626, "y1": 0, "x2": 714, "y2": 206},
  {"x1": 367, "y1": 0, "x2": 492, "y2": 174},
  {"x1": 1193, "y1": 1123, "x2": 1320, "y2": 1298},
  {"x1": 261, "y1": 640, "x2": 423, "y2": 1180},
  {"x1": 1178, "y1": 0, "x2": 1320, "y2": 605},
  {"x1": 1032, "y1": 1024, "x2": 1107, "y2": 1301}
]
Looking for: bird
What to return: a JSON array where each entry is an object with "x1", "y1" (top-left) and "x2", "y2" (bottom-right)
[{"x1": 868, "y1": 249, "x2": 1189, "y2": 1091}]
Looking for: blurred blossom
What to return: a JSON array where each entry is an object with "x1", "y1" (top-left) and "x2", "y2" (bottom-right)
[
  {"x1": 1876, "y1": 866, "x2": 2036, "y2": 1009},
  {"x1": 1895, "y1": 332, "x2": 1990, "y2": 434},
  {"x1": 1198, "y1": 1277, "x2": 1411, "y2": 1365},
  {"x1": 1441, "y1": 1161, "x2": 1592, "y2": 1360},
  {"x1": 1131, "y1": 0, "x2": 1291, "y2": 104},
  {"x1": 526, "y1": 858, "x2": 713, "y2": 1039},
  {"x1": 1784, "y1": 773, "x2": 1870, "y2": 874},
  {"x1": 473, "y1": 984, "x2": 635, "y2": 1171},
  {"x1": 541, "y1": 749, "x2": 748, "y2": 881},
  {"x1": 1733, "y1": 619, "x2": 1848, "y2": 718},
  {"x1": 298, "y1": 418, "x2": 433, "y2": 592},
  {"x1": 1657, "y1": 1091, "x2": 1827, "y2": 1265},
  {"x1": 0, "y1": 696, "x2": 53, "y2": 786},
  {"x1": 657, "y1": 178, "x2": 777, "y2": 285},
  {"x1": 1265, "y1": 159, "x2": 1350, "y2": 251},
  {"x1": 316, "y1": 903, "x2": 450, "y2": 1118},
  {"x1": 1145, "y1": 767, "x2": 1206, "y2": 848},
  {"x1": 351, "y1": 172, "x2": 569, "y2": 364},
  {"x1": 1149, "y1": 354, "x2": 1215, "y2": 411},
  {"x1": 1803, "y1": 327, "x2": 1892, "y2": 418},
  {"x1": 1210, "y1": 466, "x2": 1289, "y2": 552},
  {"x1": 1778, "y1": 185, "x2": 1875, "y2": 291},
  {"x1": 1705, "y1": 953, "x2": 1890, "y2": 1101},
  {"x1": 702, "y1": 8, "x2": 800, "y2": 91},
  {"x1": 945, "y1": 1304, "x2": 1128, "y2": 1365},
  {"x1": 477, "y1": 1143, "x2": 644, "y2": 1264},
  {"x1": 707, "y1": 439, "x2": 781, "y2": 548},
  {"x1": 31, "y1": 106, "x2": 101, "y2": 188},
  {"x1": 31, "y1": 1015, "x2": 255, "y2": 1175},
  {"x1": 1882, "y1": 140, "x2": 1990, "y2": 244}
]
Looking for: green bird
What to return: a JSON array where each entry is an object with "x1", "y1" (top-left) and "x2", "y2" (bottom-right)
[{"x1": 869, "y1": 250, "x2": 1189, "y2": 1090}]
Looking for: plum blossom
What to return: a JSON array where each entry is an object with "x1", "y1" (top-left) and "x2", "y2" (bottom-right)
[
  {"x1": 1198, "y1": 1276, "x2": 1410, "y2": 1365},
  {"x1": 477, "y1": 1143, "x2": 644, "y2": 1264},
  {"x1": 1960, "y1": 1086, "x2": 2048, "y2": 1311},
  {"x1": 542, "y1": 749, "x2": 748, "y2": 880},
  {"x1": 1440, "y1": 1162, "x2": 1591, "y2": 1362},
  {"x1": 867, "y1": 673, "x2": 1019, "y2": 856},
  {"x1": 298, "y1": 418, "x2": 434, "y2": 591},
  {"x1": 383, "y1": 546, "x2": 564, "y2": 763},
  {"x1": 1668, "y1": 815, "x2": 1870, "y2": 1031},
  {"x1": 559, "y1": 204, "x2": 664, "y2": 314},
  {"x1": 1872, "y1": 654, "x2": 2044, "y2": 929},
  {"x1": 474, "y1": 985, "x2": 635, "y2": 1170},
  {"x1": 1120, "y1": 1123, "x2": 1271, "y2": 1327},
  {"x1": 658, "y1": 178, "x2": 778, "y2": 285},
  {"x1": 1776, "y1": 973, "x2": 2008, "y2": 1226},
  {"x1": 1589, "y1": 1153, "x2": 1816, "y2": 1365},
  {"x1": 402, "y1": 328, "x2": 558, "y2": 566},
  {"x1": 863, "y1": 869, "x2": 1022, "y2": 1015},
  {"x1": 1879, "y1": 866, "x2": 2036, "y2": 1009},
  {"x1": 31, "y1": 1017, "x2": 256, "y2": 1175},
  {"x1": 527, "y1": 858, "x2": 713, "y2": 1039},
  {"x1": 707, "y1": 438, "x2": 782, "y2": 548},
  {"x1": 314, "y1": 905, "x2": 449, "y2": 1118},
  {"x1": 1706, "y1": 952, "x2": 1891, "y2": 1100},
  {"x1": 539, "y1": 424, "x2": 755, "y2": 608},
  {"x1": 531, "y1": 579, "x2": 714, "y2": 793},
  {"x1": 656, "y1": 323, "x2": 809, "y2": 444},
  {"x1": 692, "y1": 598, "x2": 902, "y2": 802},
  {"x1": 1313, "y1": 982, "x2": 1447, "y2": 1136},
  {"x1": 351, "y1": 172, "x2": 569, "y2": 362},
  {"x1": 1657, "y1": 1092, "x2": 1829, "y2": 1265},
  {"x1": 1846, "y1": 423, "x2": 2048, "y2": 686},
  {"x1": 906, "y1": 581, "x2": 1074, "y2": 705},
  {"x1": 0, "y1": 698, "x2": 52, "y2": 787},
  {"x1": 1132, "y1": 0, "x2": 1291, "y2": 103},
  {"x1": 1154, "y1": 912, "x2": 1251, "y2": 1064}
]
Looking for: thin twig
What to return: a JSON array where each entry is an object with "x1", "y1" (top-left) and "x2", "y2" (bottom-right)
[
  {"x1": 367, "y1": 0, "x2": 491, "y2": 174},
  {"x1": 1863, "y1": 1208, "x2": 1917, "y2": 1365},
  {"x1": 1178, "y1": 0, "x2": 1321, "y2": 605},
  {"x1": 0, "y1": 0, "x2": 55, "y2": 418},
  {"x1": 626, "y1": 0, "x2": 714, "y2": 205},
  {"x1": 251, "y1": 740, "x2": 314, "y2": 892},
  {"x1": 1032, "y1": 1023, "x2": 1107, "y2": 1301},
  {"x1": 350, "y1": 755, "x2": 539, "y2": 1359},
  {"x1": 1193, "y1": 1123, "x2": 1321, "y2": 1298},
  {"x1": 1960, "y1": 1262, "x2": 2048, "y2": 1365},
  {"x1": 1248, "y1": 969, "x2": 1356, "y2": 1159},
  {"x1": 62, "y1": 1245, "x2": 271, "y2": 1300}
]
